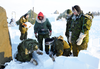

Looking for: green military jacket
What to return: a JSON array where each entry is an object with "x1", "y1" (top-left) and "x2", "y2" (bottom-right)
[
  {"x1": 50, "y1": 37, "x2": 70, "y2": 56},
  {"x1": 16, "y1": 39, "x2": 38, "y2": 62},
  {"x1": 34, "y1": 16, "x2": 52, "y2": 35},
  {"x1": 50, "y1": 37, "x2": 64, "y2": 56},
  {"x1": 19, "y1": 16, "x2": 28, "y2": 32},
  {"x1": 70, "y1": 12, "x2": 92, "y2": 50}
]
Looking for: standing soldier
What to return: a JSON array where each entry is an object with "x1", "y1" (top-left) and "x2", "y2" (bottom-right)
[
  {"x1": 18, "y1": 13, "x2": 30, "y2": 40},
  {"x1": 45, "y1": 36, "x2": 71, "y2": 61},
  {"x1": 34, "y1": 12, "x2": 52, "y2": 54},
  {"x1": 65, "y1": 9, "x2": 73, "y2": 54},
  {"x1": 69, "y1": 5, "x2": 93, "y2": 56}
]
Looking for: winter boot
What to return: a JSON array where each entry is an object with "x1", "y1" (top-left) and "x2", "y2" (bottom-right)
[{"x1": 30, "y1": 58, "x2": 38, "y2": 65}]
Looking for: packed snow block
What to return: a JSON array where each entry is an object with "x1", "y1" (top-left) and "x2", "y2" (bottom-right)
[
  {"x1": 54, "y1": 56, "x2": 96, "y2": 69},
  {"x1": 78, "y1": 51, "x2": 99, "y2": 69},
  {"x1": 32, "y1": 51, "x2": 53, "y2": 68}
]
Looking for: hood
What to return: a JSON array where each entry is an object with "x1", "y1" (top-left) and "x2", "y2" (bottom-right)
[
  {"x1": 38, "y1": 12, "x2": 44, "y2": 19},
  {"x1": 36, "y1": 12, "x2": 46, "y2": 23}
]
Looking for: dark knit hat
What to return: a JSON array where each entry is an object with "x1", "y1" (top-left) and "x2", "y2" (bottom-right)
[
  {"x1": 24, "y1": 13, "x2": 29, "y2": 18},
  {"x1": 45, "y1": 38, "x2": 54, "y2": 42},
  {"x1": 72, "y1": 5, "x2": 81, "y2": 14},
  {"x1": 67, "y1": 9, "x2": 72, "y2": 14}
]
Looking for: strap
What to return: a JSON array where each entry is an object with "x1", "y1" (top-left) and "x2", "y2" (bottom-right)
[{"x1": 82, "y1": 15, "x2": 85, "y2": 33}]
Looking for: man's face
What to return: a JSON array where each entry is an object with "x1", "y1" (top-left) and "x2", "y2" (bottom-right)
[
  {"x1": 26, "y1": 15, "x2": 29, "y2": 18},
  {"x1": 73, "y1": 9, "x2": 78, "y2": 15},
  {"x1": 39, "y1": 16, "x2": 43, "y2": 20}
]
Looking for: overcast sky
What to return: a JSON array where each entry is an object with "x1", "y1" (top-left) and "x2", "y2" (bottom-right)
[{"x1": 0, "y1": 0, "x2": 100, "y2": 20}]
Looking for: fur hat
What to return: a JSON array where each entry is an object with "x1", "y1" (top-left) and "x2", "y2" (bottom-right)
[{"x1": 72, "y1": 5, "x2": 81, "y2": 14}]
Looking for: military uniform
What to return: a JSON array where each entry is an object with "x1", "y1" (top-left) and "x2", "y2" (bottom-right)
[
  {"x1": 70, "y1": 12, "x2": 92, "y2": 56},
  {"x1": 15, "y1": 39, "x2": 38, "y2": 62},
  {"x1": 65, "y1": 9, "x2": 73, "y2": 54},
  {"x1": 50, "y1": 36, "x2": 70, "y2": 56},
  {"x1": 19, "y1": 15, "x2": 28, "y2": 40},
  {"x1": 34, "y1": 12, "x2": 52, "y2": 53}
]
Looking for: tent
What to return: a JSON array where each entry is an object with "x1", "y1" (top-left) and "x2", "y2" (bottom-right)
[{"x1": 0, "y1": 6, "x2": 12, "y2": 68}]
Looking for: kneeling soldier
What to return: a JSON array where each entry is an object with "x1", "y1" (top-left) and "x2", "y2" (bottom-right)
[{"x1": 15, "y1": 39, "x2": 43, "y2": 65}]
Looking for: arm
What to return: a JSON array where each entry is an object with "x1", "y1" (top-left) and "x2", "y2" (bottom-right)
[
  {"x1": 34, "y1": 21, "x2": 38, "y2": 34},
  {"x1": 82, "y1": 16, "x2": 92, "y2": 34},
  {"x1": 47, "y1": 19, "x2": 52, "y2": 31}
]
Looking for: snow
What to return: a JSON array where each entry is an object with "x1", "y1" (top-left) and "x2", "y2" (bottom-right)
[{"x1": 5, "y1": 14, "x2": 100, "y2": 69}]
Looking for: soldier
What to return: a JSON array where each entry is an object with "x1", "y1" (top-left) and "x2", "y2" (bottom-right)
[
  {"x1": 15, "y1": 39, "x2": 43, "y2": 65},
  {"x1": 18, "y1": 13, "x2": 30, "y2": 40},
  {"x1": 34, "y1": 12, "x2": 52, "y2": 54},
  {"x1": 65, "y1": 9, "x2": 73, "y2": 54},
  {"x1": 69, "y1": 5, "x2": 92, "y2": 56},
  {"x1": 86, "y1": 11, "x2": 94, "y2": 19},
  {"x1": 45, "y1": 36, "x2": 71, "y2": 61}
]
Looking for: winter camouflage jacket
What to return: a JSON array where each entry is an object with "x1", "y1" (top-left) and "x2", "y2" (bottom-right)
[
  {"x1": 70, "y1": 12, "x2": 92, "y2": 50},
  {"x1": 50, "y1": 36, "x2": 70, "y2": 56},
  {"x1": 15, "y1": 39, "x2": 38, "y2": 62},
  {"x1": 65, "y1": 14, "x2": 74, "y2": 39},
  {"x1": 34, "y1": 12, "x2": 52, "y2": 35},
  {"x1": 19, "y1": 16, "x2": 28, "y2": 33}
]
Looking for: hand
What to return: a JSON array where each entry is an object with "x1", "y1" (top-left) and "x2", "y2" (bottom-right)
[
  {"x1": 37, "y1": 51, "x2": 43, "y2": 55},
  {"x1": 22, "y1": 23, "x2": 27, "y2": 27},
  {"x1": 36, "y1": 49, "x2": 43, "y2": 55},
  {"x1": 35, "y1": 33, "x2": 38, "y2": 38},
  {"x1": 69, "y1": 32, "x2": 72, "y2": 43},
  {"x1": 30, "y1": 58, "x2": 38, "y2": 65},
  {"x1": 52, "y1": 55, "x2": 56, "y2": 62},
  {"x1": 76, "y1": 33, "x2": 86, "y2": 45},
  {"x1": 29, "y1": 26, "x2": 31, "y2": 28},
  {"x1": 49, "y1": 51, "x2": 53, "y2": 57}
]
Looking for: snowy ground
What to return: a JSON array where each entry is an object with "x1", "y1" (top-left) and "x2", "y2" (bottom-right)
[{"x1": 5, "y1": 14, "x2": 100, "y2": 69}]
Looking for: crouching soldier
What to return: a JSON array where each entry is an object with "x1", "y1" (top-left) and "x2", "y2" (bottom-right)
[
  {"x1": 15, "y1": 39, "x2": 43, "y2": 65},
  {"x1": 45, "y1": 36, "x2": 71, "y2": 61}
]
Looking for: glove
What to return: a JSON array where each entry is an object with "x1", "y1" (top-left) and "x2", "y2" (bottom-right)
[
  {"x1": 76, "y1": 33, "x2": 86, "y2": 45},
  {"x1": 36, "y1": 49, "x2": 43, "y2": 55},
  {"x1": 52, "y1": 55, "x2": 56, "y2": 62},
  {"x1": 49, "y1": 31, "x2": 52, "y2": 36},
  {"x1": 49, "y1": 51, "x2": 53, "y2": 57},
  {"x1": 22, "y1": 23, "x2": 27, "y2": 27},
  {"x1": 30, "y1": 58, "x2": 38, "y2": 65},
  {"x1": 35, "y1": 33, "x2": 38, "y2": 38},
  {"x1": 69, "y1": 32, "x2": 72, "y2": 43}
]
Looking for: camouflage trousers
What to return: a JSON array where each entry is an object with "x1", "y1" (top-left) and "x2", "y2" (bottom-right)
[
  {"x1": 38, "y1": 34, "x2": 49, "y2": 54},
  {"x1": 72, "y1": 44, "x2": 80, "y2": 57},
  {"x1": 20, "y1": 32, "x2": 27, "y2": 40}
]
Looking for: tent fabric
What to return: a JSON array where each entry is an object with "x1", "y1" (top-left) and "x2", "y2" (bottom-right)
[{"x1": 0, "y1": 6, "x2": 12, "y2": 68}]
